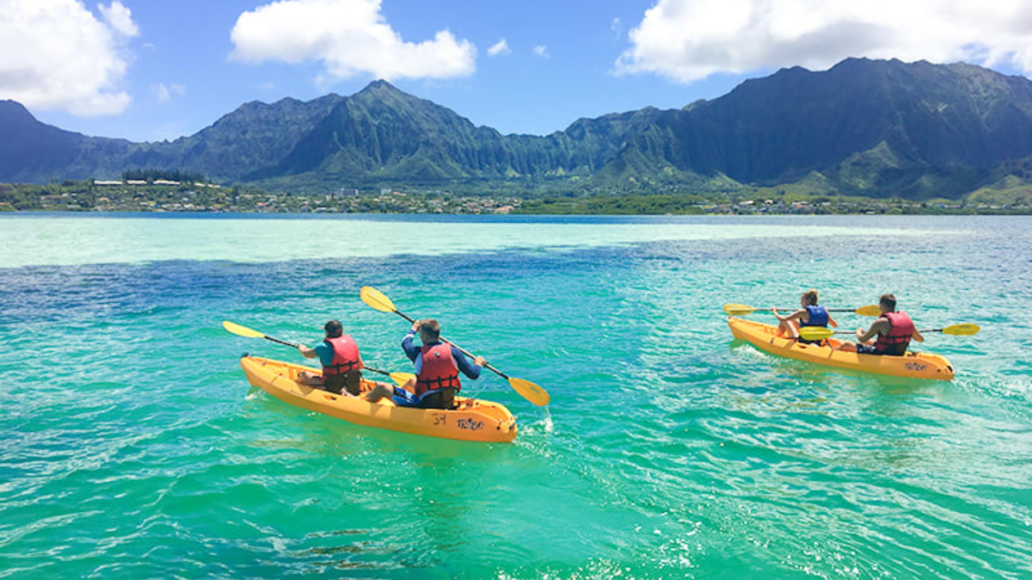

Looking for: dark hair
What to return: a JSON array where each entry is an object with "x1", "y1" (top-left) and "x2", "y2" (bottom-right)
[
  {"x1": 324, "y1": 320, "x2": 343, "y2": 338},
  {"x1": 802, "y1": 289, "x2": 819, "y2": 306},
  {"x1": 879, "y1": 294, "x2": 897, "y2": 311},
  {"x1": 419, "y1": 319, "x2": 441, "y2": 341}
]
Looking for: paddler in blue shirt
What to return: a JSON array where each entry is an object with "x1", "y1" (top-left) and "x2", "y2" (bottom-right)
[
  {"x1": 394, "y1": 318, "x2": 485, "y2": 409},
  {"x1": 772, "y1": 289, "x2": 837, "y2": 344},
  {"x1": 296, "y1": 319, "x2": 394, "y2": 402}
]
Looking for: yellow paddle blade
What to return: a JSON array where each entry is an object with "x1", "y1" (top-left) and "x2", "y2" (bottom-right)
[
  {"x1": 222, "y1": 320, "x2": 265, "y2": 339},
  {"x1": 360, "y1": 286, "x2": 397, "y2": 313},
  {"x1": 854, "y1": 305, "x2": 882, "y2": 317},
  {"x1": 510, "y1": 378, "x2": 550, "y2": 406},
  {"x1": 942, "y1": 324, "x2": 980, "y2": 336},
  {"x1": 724, "y1": 303, "x2": 757, "y2": 316},
  {"x1": 388, "y1": 372, "x2": 416, "y2": 386},
  {"x1": 798, "y1": 327, "x2": 835, "y2": 341}
]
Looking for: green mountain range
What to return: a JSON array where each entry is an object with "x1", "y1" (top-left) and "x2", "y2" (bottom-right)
[{"x1": 4, "y1": 58, "x2": 1032, "y2": 200}]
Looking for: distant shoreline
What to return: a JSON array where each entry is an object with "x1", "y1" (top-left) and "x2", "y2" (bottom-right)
[
  {"x1": 3, "y1": 181, "x2": 1030, "y2": 216},
  {"x1": 3, "y1": 208, "x2": 1031, "y2": 218}
]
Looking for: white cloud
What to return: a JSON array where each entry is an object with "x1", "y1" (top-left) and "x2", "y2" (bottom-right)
[
  {"x1": 611, "y1": 17, "x2": 622, "y2": 38},
  {"x1": 152, "y1": 82, "x2": 185, "y2": 104},
  {"x1": 229, "y1": 0, "x2": 476, "y2": 81},
  {"x1": 616, "y1": 0, "x2": 1032, "y2": 82},
  {"x1": 488, "y1": 38, "x2": 511, "y2": 57},
  {"x1": 533, "y1": 45, "x2": 549, "y2": 58},
  {"x1": 0, "y1": 0, "x2": 137, "y2": 115},
  {"x1": 99, "y1": 1, "x2": 139, "y2": 38}
]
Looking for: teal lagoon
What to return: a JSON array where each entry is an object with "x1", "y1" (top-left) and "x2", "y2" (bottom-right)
[{"x1": 0, "y1": 214, "x2": 1030, "y2": 578}]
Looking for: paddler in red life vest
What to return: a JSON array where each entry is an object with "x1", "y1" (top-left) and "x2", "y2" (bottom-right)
[
  {"x1": 394, "y1": 318, "x2": 486, "y2": 410},
  {"x1": 835, "y1": 294, "x2": 925, "y2": 356},
  {"x1": 772, "y1": 289, "x2": 838, "y2": 344},
  {"x1": 296, "y1": 319, "x2": 394, "y2": 401}
]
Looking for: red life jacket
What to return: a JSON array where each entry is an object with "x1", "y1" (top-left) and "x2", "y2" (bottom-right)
[
  {"x1": 323, "y1": 335, "x2": 361, "y2": 376},
  {"x1": 416, "y1": 343, "x2": 461, "y2": 396},
  {"x1": 874, "y1": 311, "x2": 915, "y2": 355}
]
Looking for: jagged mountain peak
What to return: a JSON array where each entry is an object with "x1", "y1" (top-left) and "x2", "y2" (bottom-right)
[
  {"x1": 358, "y1": 79, "x2": 400, "y2": 93},
  {"x1": 348, "y1": 79, "x2": 427, "y2": 109},
  {"x1": 0, "y1": 99, "x2": 34, "y2": 118}
]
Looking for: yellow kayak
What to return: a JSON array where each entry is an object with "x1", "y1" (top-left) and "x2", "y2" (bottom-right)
[
  {"x1": 240, "y1": 356, "x2": 518, "y2": 443},
  {"x1": 727, "y1": 317, "x2": 955, "y2": 380}
]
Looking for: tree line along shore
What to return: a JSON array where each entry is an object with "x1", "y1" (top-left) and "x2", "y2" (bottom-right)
[{"x1": 1, "y1": 180, "x2": 1030, "y2": 216}]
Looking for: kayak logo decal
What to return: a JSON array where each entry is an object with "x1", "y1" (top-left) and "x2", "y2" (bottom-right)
[
  {"x1": 457, "y1": 418, "x2": 484, "y2": 431},
  {"x1": 905, "y1": 362, "x2": 927, "y2": 372}
]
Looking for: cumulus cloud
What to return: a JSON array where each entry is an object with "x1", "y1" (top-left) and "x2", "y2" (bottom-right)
[
  {"x1": 230, "y1": 0, "x2": 475, "y2": 81},
  {"x1": 616, "y1": 0, "x2": 1032, "y2": 82},
  {"x1": 99, "y1": 1, "x2": 139, "y2": 38},
  {"x1": 0, "y1": 0, "x2": 137, "y2": 115},
  {"x1": 152, "y1": 82, "x2": 185, "y2": 104},
  {"x1": 533, "y1": 45, "x2": 550, "y2": 58},
  {"x1": 488, "y1": 38, "x2": 511, "y2": 57}
]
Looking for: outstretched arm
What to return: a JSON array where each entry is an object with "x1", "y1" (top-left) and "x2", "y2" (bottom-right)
[
  {"x1": 856, "y1": 320, "x2": 887, "y2": 344},
  {"x1": 452, "y1": 347, "x2": 485, "y2": 380},
  {"x1": 772, "y1": 308, "x2": 805, "y2": 323},
  {"x1": 401, "y1": 328, "x2": 420, "y2": 362}
]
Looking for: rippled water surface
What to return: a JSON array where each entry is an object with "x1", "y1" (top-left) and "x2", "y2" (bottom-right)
[{"x1": 1, "y1": 214, "x2": 1030, "y2": 579}]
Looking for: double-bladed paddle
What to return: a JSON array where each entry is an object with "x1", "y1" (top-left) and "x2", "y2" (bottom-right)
[
  {"x1": 797, "y1": 323, "x2": 981, "y2": 342},
  {"x1": 724, "y1": 303, "x2": 882, "y2": 317},
  {"x1": 221, "y1": 320, "x2": 415, "y2": 386},
  {"x1": 359, "y1": 286, "x2": 551, "y2": 406}
]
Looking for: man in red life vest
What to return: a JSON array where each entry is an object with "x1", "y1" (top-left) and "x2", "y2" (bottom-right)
[
  {"x1": 835, "y1": 294, "x2": 925, "y2": 356},
  {"x1": 394, "y1": 318, "x2": 486, "y2": 409},
  {"x1": 297, "y1": 320, "x2": 393, "y2": 401}
]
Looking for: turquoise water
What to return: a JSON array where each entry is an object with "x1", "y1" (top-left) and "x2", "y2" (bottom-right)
[{"x1": 1, "y1": 214, "x2": 1030, "y2": 578}]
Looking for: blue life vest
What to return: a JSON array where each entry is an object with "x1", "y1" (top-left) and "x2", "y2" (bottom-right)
[{"x1": 800, "y1": 305, "x2": 829, "y2": 328}]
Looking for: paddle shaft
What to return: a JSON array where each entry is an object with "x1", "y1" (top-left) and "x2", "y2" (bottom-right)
[
  {"x1": 257, "y1": 332, "x2": 395, "y2": 378},
  {"x1": 813, "y1": 327, "x2": 958, "y2": 336},
  {"x1": 363, "y1": 366, "x2": 397, "y2": 378},
  {"x1": 726, "y1": 304, "x2": 880, "y2": 316},
  {"x1": 390, "y1": 311, "x2": 510, "y2": 380},
  {"x1": 262, "y1": 335, "x2": 299, "y2": 349},
  {"x1": 768, "y1": 307, "x2": 865, "y2": 313}
]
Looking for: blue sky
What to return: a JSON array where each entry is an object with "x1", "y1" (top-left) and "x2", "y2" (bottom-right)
[{"x1": 4, "y1": 0, "x2": 1032, "y2": 142}]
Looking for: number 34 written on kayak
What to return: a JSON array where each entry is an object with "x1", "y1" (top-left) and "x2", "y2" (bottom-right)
[{"x1": 432, "y1": 413, "x2": 483, "y2": 431}]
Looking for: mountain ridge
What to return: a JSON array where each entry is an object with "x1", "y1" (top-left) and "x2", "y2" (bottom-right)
[{"x1": 5, "y1": 59, "x2": 1032, "y2": 199}]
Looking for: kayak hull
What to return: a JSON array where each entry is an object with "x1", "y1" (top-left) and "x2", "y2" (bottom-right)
[
  {"x1": 240, "y1": 356, "x2": 518, "y2": 443},
  {"x1": 727, "y1": 317, "x2": 954, "y2": 380}
]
